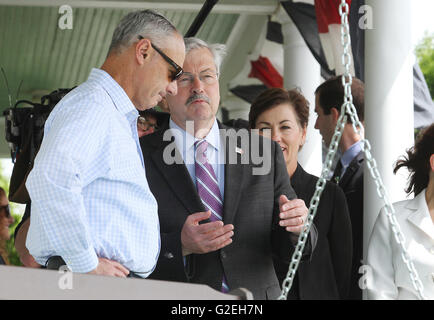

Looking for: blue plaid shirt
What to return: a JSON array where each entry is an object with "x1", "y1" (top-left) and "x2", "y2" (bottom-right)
[{"x1": 26, "y1": 68, "x2": 160, "y2": 276}]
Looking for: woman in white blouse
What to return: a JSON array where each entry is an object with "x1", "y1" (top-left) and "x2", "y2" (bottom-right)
[{"x1": 367, "y1": 123, "x2": 434, "y2": 299}]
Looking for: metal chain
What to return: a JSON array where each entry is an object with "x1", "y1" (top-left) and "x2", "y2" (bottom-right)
[
  {"x1": 278, "y1": 0, "x2": 426, "y2": 300},
  {"x1": 277, "y1": 111, "x2": 347, "y2": 300}
]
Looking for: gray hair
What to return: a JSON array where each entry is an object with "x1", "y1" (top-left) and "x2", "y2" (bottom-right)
[
  {"x1": 184, "y1": 37, "x2": 227, "y2": 76},
  {"x1": 108, "y1": 9, "x2": 178, "y2": 55}
]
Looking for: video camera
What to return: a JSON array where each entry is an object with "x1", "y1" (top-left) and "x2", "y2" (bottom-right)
[{"x1": 3, "y1": 87, "x2": 74, "y2": 203}]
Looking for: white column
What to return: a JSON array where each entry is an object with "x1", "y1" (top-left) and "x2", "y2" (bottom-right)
[
  {"x1": 222, "y1": 95, "x2": 250, "y2": 121},
  {"x1": 278, "y1": 10, "x2": 323, "y2": 176},
  {"x1": 219, "y1": 14, "x2": 268, "y2": 122},
  {"x1": 364, "y1": 0, "x2": 414, "y2": 265}
]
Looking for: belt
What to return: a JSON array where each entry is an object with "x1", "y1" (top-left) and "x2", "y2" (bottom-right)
[{"x1": 45, "y1": 256, "x2": 143, "y2": 279}]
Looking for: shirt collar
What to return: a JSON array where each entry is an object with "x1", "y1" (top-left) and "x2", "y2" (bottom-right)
[
  {"x1": 340, "y1": 140, "x2": 363, "y2": 168},
  {"x1": 406, "y1": 188, "x2": 434, "y2": 239},
  {"x1": 203, "y1": 119, "x2": 221, "y2": 152},
  {"x1": 169, "y1": 118, "x2": 220, "y2": 153},
  {"x1": 88, "y1": 68, "x2": 138, "y2": 121}
]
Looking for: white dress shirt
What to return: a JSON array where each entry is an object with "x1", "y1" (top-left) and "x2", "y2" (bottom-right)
[
  {"x1": 26, "y1": 68, "x2": 160, "y2": 275},
  {"x1": 168, "y1": 118, "x2": 225, "y2": 199}
]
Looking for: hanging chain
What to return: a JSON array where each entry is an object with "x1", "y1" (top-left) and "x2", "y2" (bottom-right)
[
  {"x1": 277, "y1": 111, "x2": 347, "y2": 300},
  {"x1": 278, "y1": 0, "x2": 426, "y2": 300}
]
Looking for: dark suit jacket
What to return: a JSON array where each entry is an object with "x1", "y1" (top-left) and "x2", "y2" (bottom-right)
[
  {"x1": 140, "y1": 121, "x2": 315, "y2": 300},
  {"x1": 332, "y1": 150, "x2": 364, "y2": 300},
  {"x1": 273, "y1": 164, "x2": 353, "y2": 299}
]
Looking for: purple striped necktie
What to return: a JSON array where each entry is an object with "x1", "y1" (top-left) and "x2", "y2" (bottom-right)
[{"x1": 194, "y1": 139, "x2": 229, "y2": 293}]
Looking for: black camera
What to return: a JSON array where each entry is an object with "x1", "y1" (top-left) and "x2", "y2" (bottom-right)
[{"x1": 3, "y1": 87, "x2": 74, "y2": 203}]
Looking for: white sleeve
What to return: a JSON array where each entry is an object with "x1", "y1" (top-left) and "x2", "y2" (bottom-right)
[
  {"x1": 366, "y1": 207, "x2": 399, "y2": 299},
  {"x1": 25, "y1": 100, "x2": 108, "y2": 272}
]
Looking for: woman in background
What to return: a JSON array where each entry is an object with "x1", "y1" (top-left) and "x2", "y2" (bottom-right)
[
  {"x1": 0, "y1": 187, "x2": 14, "y2": 265},
  {"x1": 249, "y1": 88, "x2": 353, "y2": 299},
  {"x1": 367, "y1": 123, "x2": 434, "y2": 299}
]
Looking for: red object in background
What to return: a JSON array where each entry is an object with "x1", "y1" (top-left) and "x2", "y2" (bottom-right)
[
  {"x1": 315, "y1": 0, "x2": 352, "y2": 33},
  {"x1": 248, "y1": 56, "x2": 283, "y2": 88}
]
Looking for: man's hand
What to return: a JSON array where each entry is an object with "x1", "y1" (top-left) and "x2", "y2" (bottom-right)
[
  {"x1": 20, "y1": 253, "x2": 41, "y2": 268},
  {"x1": 278, "y1": 195, "x2": 308, "y2": 235},
  {"x1": 181, "y1": 211, "x2": 234, "y2": 256},
  {"x1": 14, "y1": 218, "x2": 42, "y2": 268},
  {"x1": 88, "y1": 258, "x2": 130, "y2": 278}
]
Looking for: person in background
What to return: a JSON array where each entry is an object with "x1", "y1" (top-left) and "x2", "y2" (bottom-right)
[
  {"x1": 367, "y1": 123, "x2": 434, "y2": 299},
  {"x1": 314, "y1": 76, "x2": 365, "y2": 299},
  {"x1": 0, "y1": 188, "x2": 14, "y2": 265},
  {"x1": 138, "y1": 111, "x2": 159, "y2": 137},
  {"x1": 249, "y1": 87, "x2": 353, "y2": 299},
  {"x1": 137, "y1": 108, "x2": 170, "y2": 137}
]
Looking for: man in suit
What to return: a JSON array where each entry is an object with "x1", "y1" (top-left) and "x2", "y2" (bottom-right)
[
  {"x1": 140, "y1": 37, "x2": 317, "y2": 299},
  {"x1": 314, "y1": 76, "x2": 365, "y2": 300}
]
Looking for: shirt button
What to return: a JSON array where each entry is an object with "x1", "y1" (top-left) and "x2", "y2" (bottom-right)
[
  {"x1": 221, "y1": 251, "x2": 227, "y2": 259},
  {"x1": 430, "y1": 247, "x2": 434, "y2": 255}
]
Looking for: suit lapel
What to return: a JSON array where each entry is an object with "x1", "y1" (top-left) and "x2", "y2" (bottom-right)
[
  {"x1": 148, "y1": 121, "x2": 247, "y2": 223},
  {"x1": 221, "y1": 124, "x2": 245, "y2": 225},
  {"x1": 406, "y1": 190, "x2": 434, "y2": 240},
  {"x1": 148, "y1": 126, "x2": 205, "y2": 215}
]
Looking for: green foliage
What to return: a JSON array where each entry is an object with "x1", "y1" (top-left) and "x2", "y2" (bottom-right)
[
  {"x1": 415, "y1": 32, "x2": 434, "y2": 99},
  {"x1": 0, "y1": 160, "x2": 23, "y2": 266}
]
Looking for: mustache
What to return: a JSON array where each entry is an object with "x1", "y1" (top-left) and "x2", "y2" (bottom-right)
[{"x1": 186, "y1": 94, "x2": 210, "y2": 105}]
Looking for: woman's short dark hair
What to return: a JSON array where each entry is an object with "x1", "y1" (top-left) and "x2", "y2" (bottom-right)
[
  {"x1": 393, "y1": 123, "x2": 434, "y2": 196},
  {"x1": 249, "y1": 87, "x2": 310, "y2": 130}
]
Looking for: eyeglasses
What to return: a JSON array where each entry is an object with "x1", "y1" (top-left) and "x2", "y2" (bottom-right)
[
  {"x1": 138, "y1": 36, "x2": 183, "y2": 82},
  {"x1": 0, "y1": 204, "x2": 10, "y2": 218},
  {"x1": 177, "y1": 71, "x2": 218, "y2": 88}
]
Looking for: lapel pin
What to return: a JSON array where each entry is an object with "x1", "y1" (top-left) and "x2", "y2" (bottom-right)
[{"x1": 236, "y1": 147, "x2": 243, "y2": 154}]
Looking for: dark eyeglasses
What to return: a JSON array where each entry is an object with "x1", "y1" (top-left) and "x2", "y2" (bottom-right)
[
  {"x1": 0, "y1": 204, "x2": 10, "y2": 218},
  {"x1": 138, "y1": 36, "x2": 183, "y2": 82}
]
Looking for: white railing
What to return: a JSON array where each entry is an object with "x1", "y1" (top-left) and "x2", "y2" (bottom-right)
[{"x1": 0, "y1": 265, "x2": 252, "y2": 300}]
